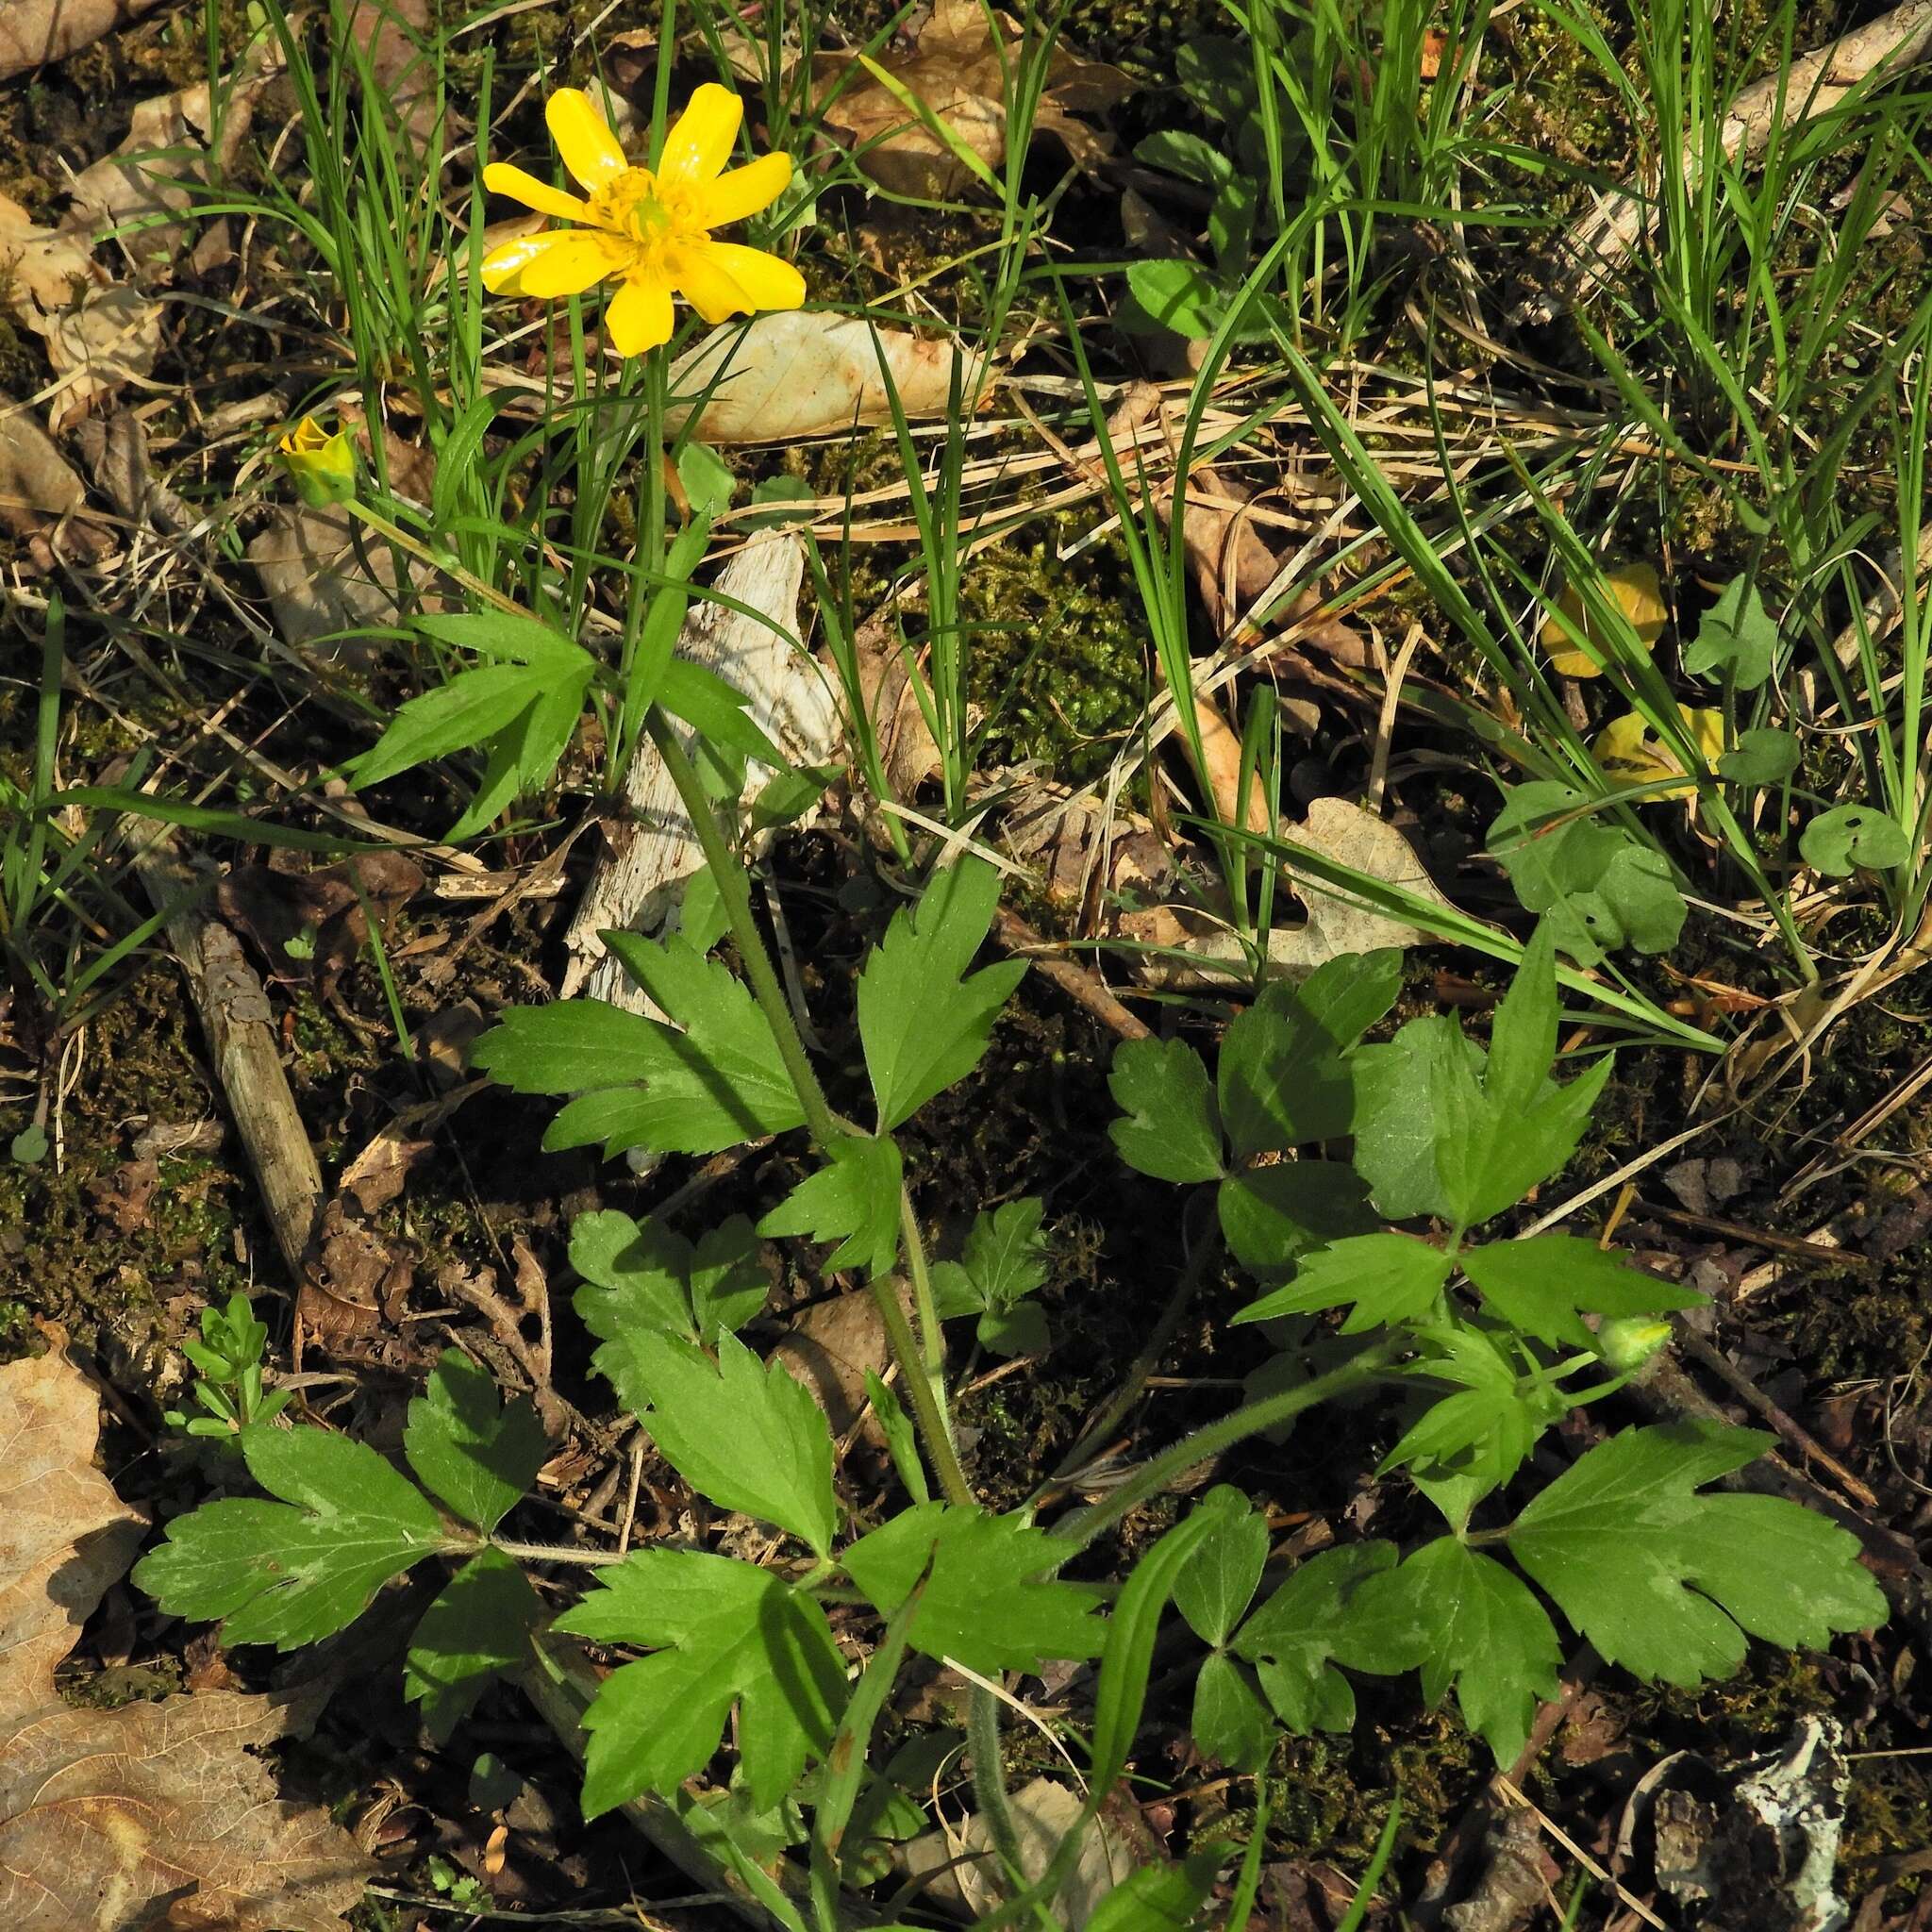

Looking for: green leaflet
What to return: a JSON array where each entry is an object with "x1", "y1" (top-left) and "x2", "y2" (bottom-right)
[
  {"x1": 842, "y1": 1503, "x2": 1106, "y2": 1674},
  {"x1": 1509, "y1": 1423, "x2": 1889, "y2": 1687},
  {"x1": 622, "y1": 1330, "x2": 838, "y2": 1558},
  {"x1": 1174, "y1": 1486, "x2": 1269, "y2": 1647},
  {"x1": 929, "y1": 1196, "x2": 1052, "y2": 1355},
  {"x1": 405, "y1": 1548, "x2": 543, "y2": 1743},
  {"x1": 758, "y1": 1132, "x2": 905, "y2": 1278},
  {"x1": 471, "y1": 934, "x2": 807, "y2": 1158},
  {"x1": 404, "y1": 1350, "x2": 547, "y2": 1535},
  {"x1": 572, "y1": 1209, "x2": 768, "y2": 1392},
  {"x1": 858, "y1": 858, "x2": 1027, "y2": 1130},
  {"x1": 1234, "y1": 1233, "x2": 1451, "y2": 1334},
  {"x1": 1108, "y1": 1035, "x2": 1224, "y2": 1183},
  {"x1": 558, "y1": 1550, "x2": 847, "y2": 1816},
  {"x1": 1458, "y1": 1234, "x2": 1703, "y2": 1350},
  {"x1": 131, "y1": 1426, "x2": 463, "y2": 1649},
  {"x1": 1351, "y1": 1537, "x2": 1561, "y2": 1763},
  {"x1": 1232, "y1": 1542, "x2": 1411, "y2": 1734}
]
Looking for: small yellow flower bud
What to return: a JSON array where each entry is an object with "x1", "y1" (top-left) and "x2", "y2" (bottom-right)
[
  {"x1": 1595, "y1": 1316, "x2": 1672, "y2": 1374},
  {"x1": 277, "y1": 416, "x2": 358, "y2": 508}
]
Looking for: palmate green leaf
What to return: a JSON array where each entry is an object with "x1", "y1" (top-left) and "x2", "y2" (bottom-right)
[
  {"x1": 1800, "y1": 804, "x2": 1911, "y2": 876},
  {"x1": 1385, "y1": 1324, "x2": 1558, "y2": 1496},
  {"x1": 1174, "y1": 1486, "x2": 1268, "y2": 1647},
  {"x1": 842, "y1": 1503, "x2": 1106, "y2": 1675},
  {"x1": 858, "y1": 858, "x2": 1027, "y2": 1130},
  {"x1": 1108, "y1": 1036, "x2": 1224, "y2": 1183},
  {"x1": 471, "y1": 935, "x2": 807, "y2": 1158},
  {"x1": 1459, "y1": 1235, "x2": 1703, "y2": 1350},
  {"x1": 405, "y1": 1548, "x2": 543, "y2": 1744},
  {"x1": 1232, "y1": 1542, "x2": 1411, "y2": 1734},
  {"x1": 572, "y1": 1209, "x2": 768, "y2": 1390},
  {"x1": 929, "y1": 1196, "x2": 1051, "y2": 1355},
  {"x1": 1191, "y1": 1650, "x2": 1275, "y2": 1771},
  {"x1": 1351, "y1": 1538, "x2": 1561, "y2": 1763},
  {"x1": 1219, "y1": 950, "x2": 1402, "y2": 1156},
  {"x1": 625, "y1": 1331, "x2": 837, "y2": 1557},
  {"x1": 1718, "y1": 727, "x2": 1800, "y2": 786},
  {"x1": 1509, "y1": 1422, "x2": 1887, "y2": 1688},
  {"x1": 558, "y1": 1550, "x2": 847, "y2": 1816},
  {"x1": 131, "y1": 1426, "x2": 462, "y2": 1649},
  {"x1": 1350, "y1": 943, "x2": 1612, "y2": 1234},
  {"x1": 758, "y1": 1133, "x2": 904, "y2": 1278},
  {"x1": 1234, "y1": 1233, "x2": 1451, "y2": 1334},
  {"x1": 404, "y1": 1350, "x2": 547, "y2": 1535}
]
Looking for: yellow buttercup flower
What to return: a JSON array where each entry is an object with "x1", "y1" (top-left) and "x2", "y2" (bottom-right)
[
  {"x1": 277, "y1": 416, "x2": 357, "y2": 507},
  {"x1": 481, "y1": 85, "x2": 805, "y2": 357}
]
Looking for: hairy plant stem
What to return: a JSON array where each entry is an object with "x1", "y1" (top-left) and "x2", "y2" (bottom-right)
[
  {"x1": 642, "y1": 709, "x2": 972, "y2": 1511},
  {"x1": 491, "y1": 1537, "x2": 630, "y2": 1567},
  {"x1": 1050, "y1": 1342, "x2": 1400, "y2": 1554}
]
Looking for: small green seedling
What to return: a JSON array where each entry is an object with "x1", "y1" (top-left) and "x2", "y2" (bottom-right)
[{"x1": 163, "y1": 1293, "x2": 293, "y2": 1441}]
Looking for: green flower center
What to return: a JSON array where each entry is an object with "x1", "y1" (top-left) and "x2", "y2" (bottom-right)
[{"x1": 590, "y1": 167, "x2": 700, "y2": 247}]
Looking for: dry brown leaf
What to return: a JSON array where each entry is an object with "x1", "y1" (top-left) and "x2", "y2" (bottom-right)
[
  {"x1": 668, "y1": 311, "x2": 979, "y2": 443},
  {"x1": 248, "y1": 502, "x2": 434, "y2": 660},
  {"x1": 0, "y1": 191, "x2": 160, "y2": 429},
  {"x1": 0, "y1": 394, "x2": 113, "y2": 562},
  {"x1": 67, "y1": 41, "x2": 281, "y2": 268},
  {"x1": 1124, "y1": 796, "x2": 1451, "y2": 989},
  {"x1": 0, "y1": 1351, "x2": 370, "y2": 1932},
  {"x1": 815, "y1": 0, "x2": 1133, "y2": 198},
  {"x1": 214, "y1": 851, "x2": 425, "y2": 998},
  {"x1": 342, "y1": 0, "x2": 457, "y2": 146},
  {"x1": 0, "y1": 0, "x2": 166, "y2": 81},
  {"x1": 770, "y1": 1282, "x2": 908, "y2": 1437}
]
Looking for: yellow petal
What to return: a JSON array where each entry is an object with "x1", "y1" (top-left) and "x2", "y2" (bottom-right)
[
  {"x1": 659, "y1": 83, "x2": 743, "y2": 185},
  {"x1": 693, "y1": 151, "x2": 791, "y2": 228},
  {"x1": 606, "y1": 274, "x2": 675, "y2": 356},
  {"x1": 546, "y1": 87, "x2": 627, "y2": 192},
  {"x1": 672, "y1": 240, "x2": 806, "y2": 323},
  {"x1": 481, "y1": 230, "x2": 558, "y2": 293},
  {"x1": 484, "y1": 228, "x2": 632, "y2": 297},
  {"x1": 483, "y1": 161, "x2": 591, "y2": 224},
  {"x1": 1541, "y1": 560, "x2": 1668, "y2": 677}
]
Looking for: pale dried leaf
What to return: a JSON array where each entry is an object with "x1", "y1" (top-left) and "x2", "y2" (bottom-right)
[
  {"x1": 247, "y1": 502, "x2": 436, "y2": 661},
  {"x1": 0, "y1": 0, "x2": 166, "y2": 81},
  {"x1": 668, "y1": 310, "x2": 979, "y2": 443},
  {"x1": 816, "y1": 0, "x2": 1132, "y2": 198},
  {"x1": 0, "y1": 395, "x2": 113, "y2": 562},
  {"x1": 0, "y1": 1352, "x2": 370, "y2": 1932}
]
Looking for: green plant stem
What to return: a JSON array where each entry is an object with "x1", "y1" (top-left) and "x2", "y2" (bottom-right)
[
  {"x1": 641, "y1": 708, "x2": 972, "y2": 1512},
  {"x1": 1050, "y1": 1343, "x2": 1399, "y2": 1554},
  {"x1": 642, "y1": 708, "x2": 841, "y2": 1150},
  {"x1": 898, "y1": 1189, "x2": 948, "y2": 1388},
  {"x1": 491, "y1": 1537, "x2": 631, "y2": 1567}
]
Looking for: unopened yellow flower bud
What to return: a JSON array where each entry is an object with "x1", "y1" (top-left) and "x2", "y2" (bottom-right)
[
  {"x1": 277, "y1": 416, "x2": 357, "y2": 508},
  {"x1": 1595, "y1": 1316, "x2": 1672, "y2": 1374}
]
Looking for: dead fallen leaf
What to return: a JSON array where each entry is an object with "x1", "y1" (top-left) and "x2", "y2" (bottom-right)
[
  {"x1": 770, "y1": 1282, "x2": 907, "y2": 1437},
  {"x1": 248, "y1": 501, "x2": 436, "y2": 660},
  {"x1": 897, "y1": 1775, "x2": 1137, "y2": 1926},
  {"x1": 300, "y1": 1195, "x2": 410, "y2": 1348},
  {"x1": 339, "y1": 1127, "x2": 433, "y2": 1217},
  {"x1": 88, "y1": 1156, "x2": 159, "y2": 1235},
  {"x1": 0, "y1": 0, "x2": 167, "y2": 81},
  {"x1": 0, "y1": 1350, "x2": 370, "y2": 1932},
  {"x1": 72, "y1": 404, "x2": 195, "y2": 532},
  {"x1": 215, "y1": 852, "x2": 425, "y2": 997},
  {"x1": 668, "y1": 310, "x2": 981, "y2": 443},
  {"x1": 66, "y1": 38, "x2": 282, "y2": 268},
  {"x1": 341, "y1": 0, "x2": 454, "y2": 146},
  {"x1": 1124, "y1": 796, "x2": 1452, "y2": 989},
  {"x1": 0, "y1": 394, "x2": 113, "y2": 563},
  {"x1": 0, "y1": 192, "x2": 161, "y2": 430},
  {"x1": 815, "y1": 0, "x2": 1133, "y2": 199}
]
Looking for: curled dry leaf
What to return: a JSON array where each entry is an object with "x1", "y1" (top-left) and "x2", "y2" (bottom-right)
[
  {"x1": 0, "y1": 1351, "x2": 370, "y2": 1932},
  {"x1": 214, "y1": 851, "x2": 425, "y2": 998},
  {"x1": 668, "y1": 309, "x2": 982, "y2": 443},
  {"x1": 0, "y1": 0, "x2": 166, "y2": 80},
  {"x1": 0, "y1": 191, "x2": 162, "y2": 431},
  {"x1": 0, "y1": 393, "x2": 113, "y2": 564},
  {"x1": 815, "y1": 0, "x2": 1134, "y2": 199},
  {"x1": 1124, "y1": 795, "x2": 1452, "y2": 990},
  {"x1": 67, "y1": 36, "x2": 283, "y2": 268}
]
